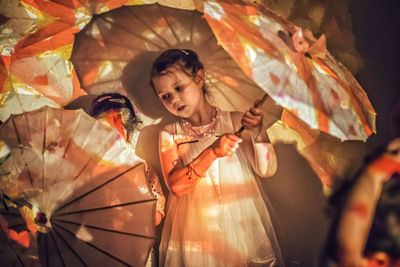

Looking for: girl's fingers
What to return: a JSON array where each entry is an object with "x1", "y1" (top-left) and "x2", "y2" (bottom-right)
[
  {"x1": 244, "y1": 111, "x2": 258, "y2": 120},
  {"x1": 225, "y1": 134, "x2": 242, "y2": 143},
  {"x1": 242, "y1": 116, "x2": 260, "y2": 125},
  {"x1": 249, "y1": 107, "x2": 262, "y2": 116},
  {"x1": 241, "y1": 117, "x2": 261, "y2": 130}
]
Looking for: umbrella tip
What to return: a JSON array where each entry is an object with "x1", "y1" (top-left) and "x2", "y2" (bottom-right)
[{"x1": 35, "y1": 212, "x2": 47, "y2": 225}]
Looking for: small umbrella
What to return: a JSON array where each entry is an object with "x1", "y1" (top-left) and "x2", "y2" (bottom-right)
[
  {"x1": 203, "y1": 0, "x2": 375, "y2": 141},
  {"x1": 0, "y1": 107, "x2": 157, "y2": 266}
]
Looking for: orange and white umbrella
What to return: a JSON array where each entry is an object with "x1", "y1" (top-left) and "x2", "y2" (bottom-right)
[{"x1": 203, "y1": 0, "x2": 375, "y2": 142}]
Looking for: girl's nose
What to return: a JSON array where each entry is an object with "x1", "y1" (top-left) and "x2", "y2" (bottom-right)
[{"x1": 171, "y1": 95, "x2": 180, "y2": 106}]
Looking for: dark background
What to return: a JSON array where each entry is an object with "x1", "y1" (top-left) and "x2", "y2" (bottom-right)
[{"x1": 350, "y1": 0, "x2": 400, "y2": 151}]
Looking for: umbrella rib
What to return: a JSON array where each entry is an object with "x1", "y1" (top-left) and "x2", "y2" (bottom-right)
[
  {"x1": 42, "y1": 111, "x2": 47, "y2": 194},
  {"x1": 157, "y1": 5, "x2": 180, "y2": 44},
  {"x1": 45, "y1": 233, "x2": 49, "y2": 267},
  {"x1": 52, "y1": 222, "x2": 131, "y2": 266},
  {"x1": 125, "y1": 7, "x2": 172, "y2": 47},
  {"x1": 53, "y1": 164, "x2": 143, "y2": 214},
  {"x1": 11, "y1": 116, "x2": 33, "y2": 185},
  {"x1": 190, "y1": 10, "x2": 198, "y2": 43},
  {"x1": 212, "y1": 83, "x2": 240, "y2": 110},
  {"x1": 15, "y1": 253, "x2": 25, "y2": 267},
  {"x1": 98, "y1": 16, "x2": 165, "y2": 50},
  {"x1": 52, "y1": 218, "x2": 157, "y2": 240},
  {"x1": 209, "y1": 71, "x2": 260, "y2": 89},
  {"x1": 54, "y1": 198, "x2": 156, "y2": 217},
  {"x1": 49, "y1": 230, "x2": 67, "y2": 267},
  {"x1": 72, "y1": 159, "x2": 91, "y2": 181},
  {"x1": 73, "y1": 58, "x2": 132, "y2": 62},
  {"x1": 51, "y1": 226, "x2": 88, "y2": 266},
  {"x1": 77, "y1": 34, "x2": 144, "y2": 52}
]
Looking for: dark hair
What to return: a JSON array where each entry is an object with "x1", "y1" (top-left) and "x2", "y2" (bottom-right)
[
  {"x1": 150, "y1": 49, "x2": 207, "y2": 94},
  {"x1": 90, "y1": 93, "x2": 139, "y2": 135}
]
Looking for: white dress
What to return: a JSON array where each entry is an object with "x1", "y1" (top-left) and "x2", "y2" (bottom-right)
[{"x1": 159, "y1": 109, "x2": 284, "y2": 267}]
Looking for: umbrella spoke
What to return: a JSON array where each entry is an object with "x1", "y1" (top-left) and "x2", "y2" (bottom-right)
[
  {"x1": 72, "y1": 158, "x2": 92, "y2": 181},
  {"x1": 190, "y1": 10, "x2": 196, "y2": 42},
  {"x1": 52, "y1": 218, "x2": 157, "y2": 240},
  {"x1": 51, "y1": 225, "x2": 88, "y2": 267},
  {"x1": 49, "y1": 230, "x2": 67, "y2": 267},
  {"x1": 42, "y1": 111, "x2": 47, "y2": 193},
  {"x1": 53, "y1": 198, "x2": 156, "y2": 217},
  {"x1": 125, "y1": 7, "x2": 172, "y2": 47},
  {"x1": 53, "y1": 163, "x2": 142, "y2": 214},
  {"x1": 98, "y1": 17, "x2": 164, "y2": 50},
  {"x1": 212, "y1": 83, "x2": 240, "y2": 110},
  {"x1": 14, "y1": 252, "x2": 25, "y2": 267},
  {"x1": 76, "y1": 35, "x2": 143, "y2": 56},
  {"x1": 72, "y1": 58, "x2": 130, "y2": 63},
  {"x1": 11, "y1": 116, "x2": 33, "y2": 185},
  {"x1": 45, "y1": 233, "x2": 49, "y2": 267},
  {"x1": 210, "y1": 73, "x2": 260, "y2": 92},
  {"x1": 52, "y1": 222, "x2": 131, "y2": 266},
  {"x1": 157, "y1": 5, "x2": 180, "y2": 44}
]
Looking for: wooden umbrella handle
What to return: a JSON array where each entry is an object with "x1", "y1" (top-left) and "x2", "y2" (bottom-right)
[{"x1": 235, "y1": 93, "x2": 269, "y2": 136}]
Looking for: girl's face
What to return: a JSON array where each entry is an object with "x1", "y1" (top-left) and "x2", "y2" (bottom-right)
[{"x1": 152, "y1": 65, "x2": 205, "y2": 119}]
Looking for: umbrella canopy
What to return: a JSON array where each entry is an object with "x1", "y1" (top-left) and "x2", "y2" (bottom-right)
[
  {"x1": 203, "y1": 0, "x2": 375, "y2": 142},
  {"x1": 70, "y1": 2, "x2": 282, "y2": 125},
  {"x1": 0, "y1": 107, "x2": 157, "y2": 266}
]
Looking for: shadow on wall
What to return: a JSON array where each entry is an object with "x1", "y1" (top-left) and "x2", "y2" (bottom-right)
[
  {"x1": 261, "y1": 142, "x2": 330, "y2": 266},
  {"x1": 120, "y1": 52, "x2": 176, "y2": 189}
]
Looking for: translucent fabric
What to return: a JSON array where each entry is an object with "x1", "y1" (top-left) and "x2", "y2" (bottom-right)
[{"x1": 159, "y1": 110, "x2": 284, "y2": 267}]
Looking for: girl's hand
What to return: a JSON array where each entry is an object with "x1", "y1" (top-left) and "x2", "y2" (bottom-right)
[
  {"x1": 211, "y1": 134, "x2": 242, "y2": 157},
  {"x1": 241, "y1": 106, "x2": 263, "y2": 131}
]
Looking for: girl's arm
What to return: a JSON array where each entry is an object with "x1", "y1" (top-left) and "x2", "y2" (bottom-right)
[
  {"x1": 144, "y1": 163, "x2": 165, "y2": 225},
  {"x1": 159, "y1": 124, "x2": 241, "y2": 197},
  {"x1": 335, "y1": 138, "x2": 400, "y2": 267},
  {"x1": 230, "y1": 109, "x2": 277, "y2": 178}
]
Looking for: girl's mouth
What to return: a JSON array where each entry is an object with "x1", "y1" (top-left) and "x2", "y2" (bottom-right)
[{"x1": 177, "y1": 105, "x2": 186, "y2": 112}]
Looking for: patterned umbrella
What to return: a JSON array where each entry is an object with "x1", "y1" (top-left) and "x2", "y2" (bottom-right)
[
  {"x1": 0, "y1": 107, "x2": 157, "y2": 266},
  {"x1": 203, "y1": 0, "x2": 375, "y2": 142}
]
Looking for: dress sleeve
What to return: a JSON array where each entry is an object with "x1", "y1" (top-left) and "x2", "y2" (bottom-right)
[
  {"x1": 229, "y1": 111, "x2": 277, "y2": 177},
  {"x1": 145, "y1": 163, "x2": 166, "y2": 217}
]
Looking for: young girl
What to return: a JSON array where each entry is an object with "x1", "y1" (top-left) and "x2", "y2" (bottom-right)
[{"x1": 151, "y1": 49, "x2": 284, "y2": 267}]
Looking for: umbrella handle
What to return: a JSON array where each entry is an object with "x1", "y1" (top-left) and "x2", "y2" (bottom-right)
[{"x1": 235, "y1": 93, "x2": 269, "y2": 136}]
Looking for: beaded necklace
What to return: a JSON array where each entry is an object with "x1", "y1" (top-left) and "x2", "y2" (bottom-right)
[{"x1": 181, "y1": 107, "x2": 220, "y2": 139}]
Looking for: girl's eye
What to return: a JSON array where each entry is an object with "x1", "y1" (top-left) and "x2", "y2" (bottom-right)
[
  {"x1": 161, "y1": 94, "x2": 170, "y2": 100},
  {"x1": 175, "y1": 85, "x2": 182, "y2": 92}
]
